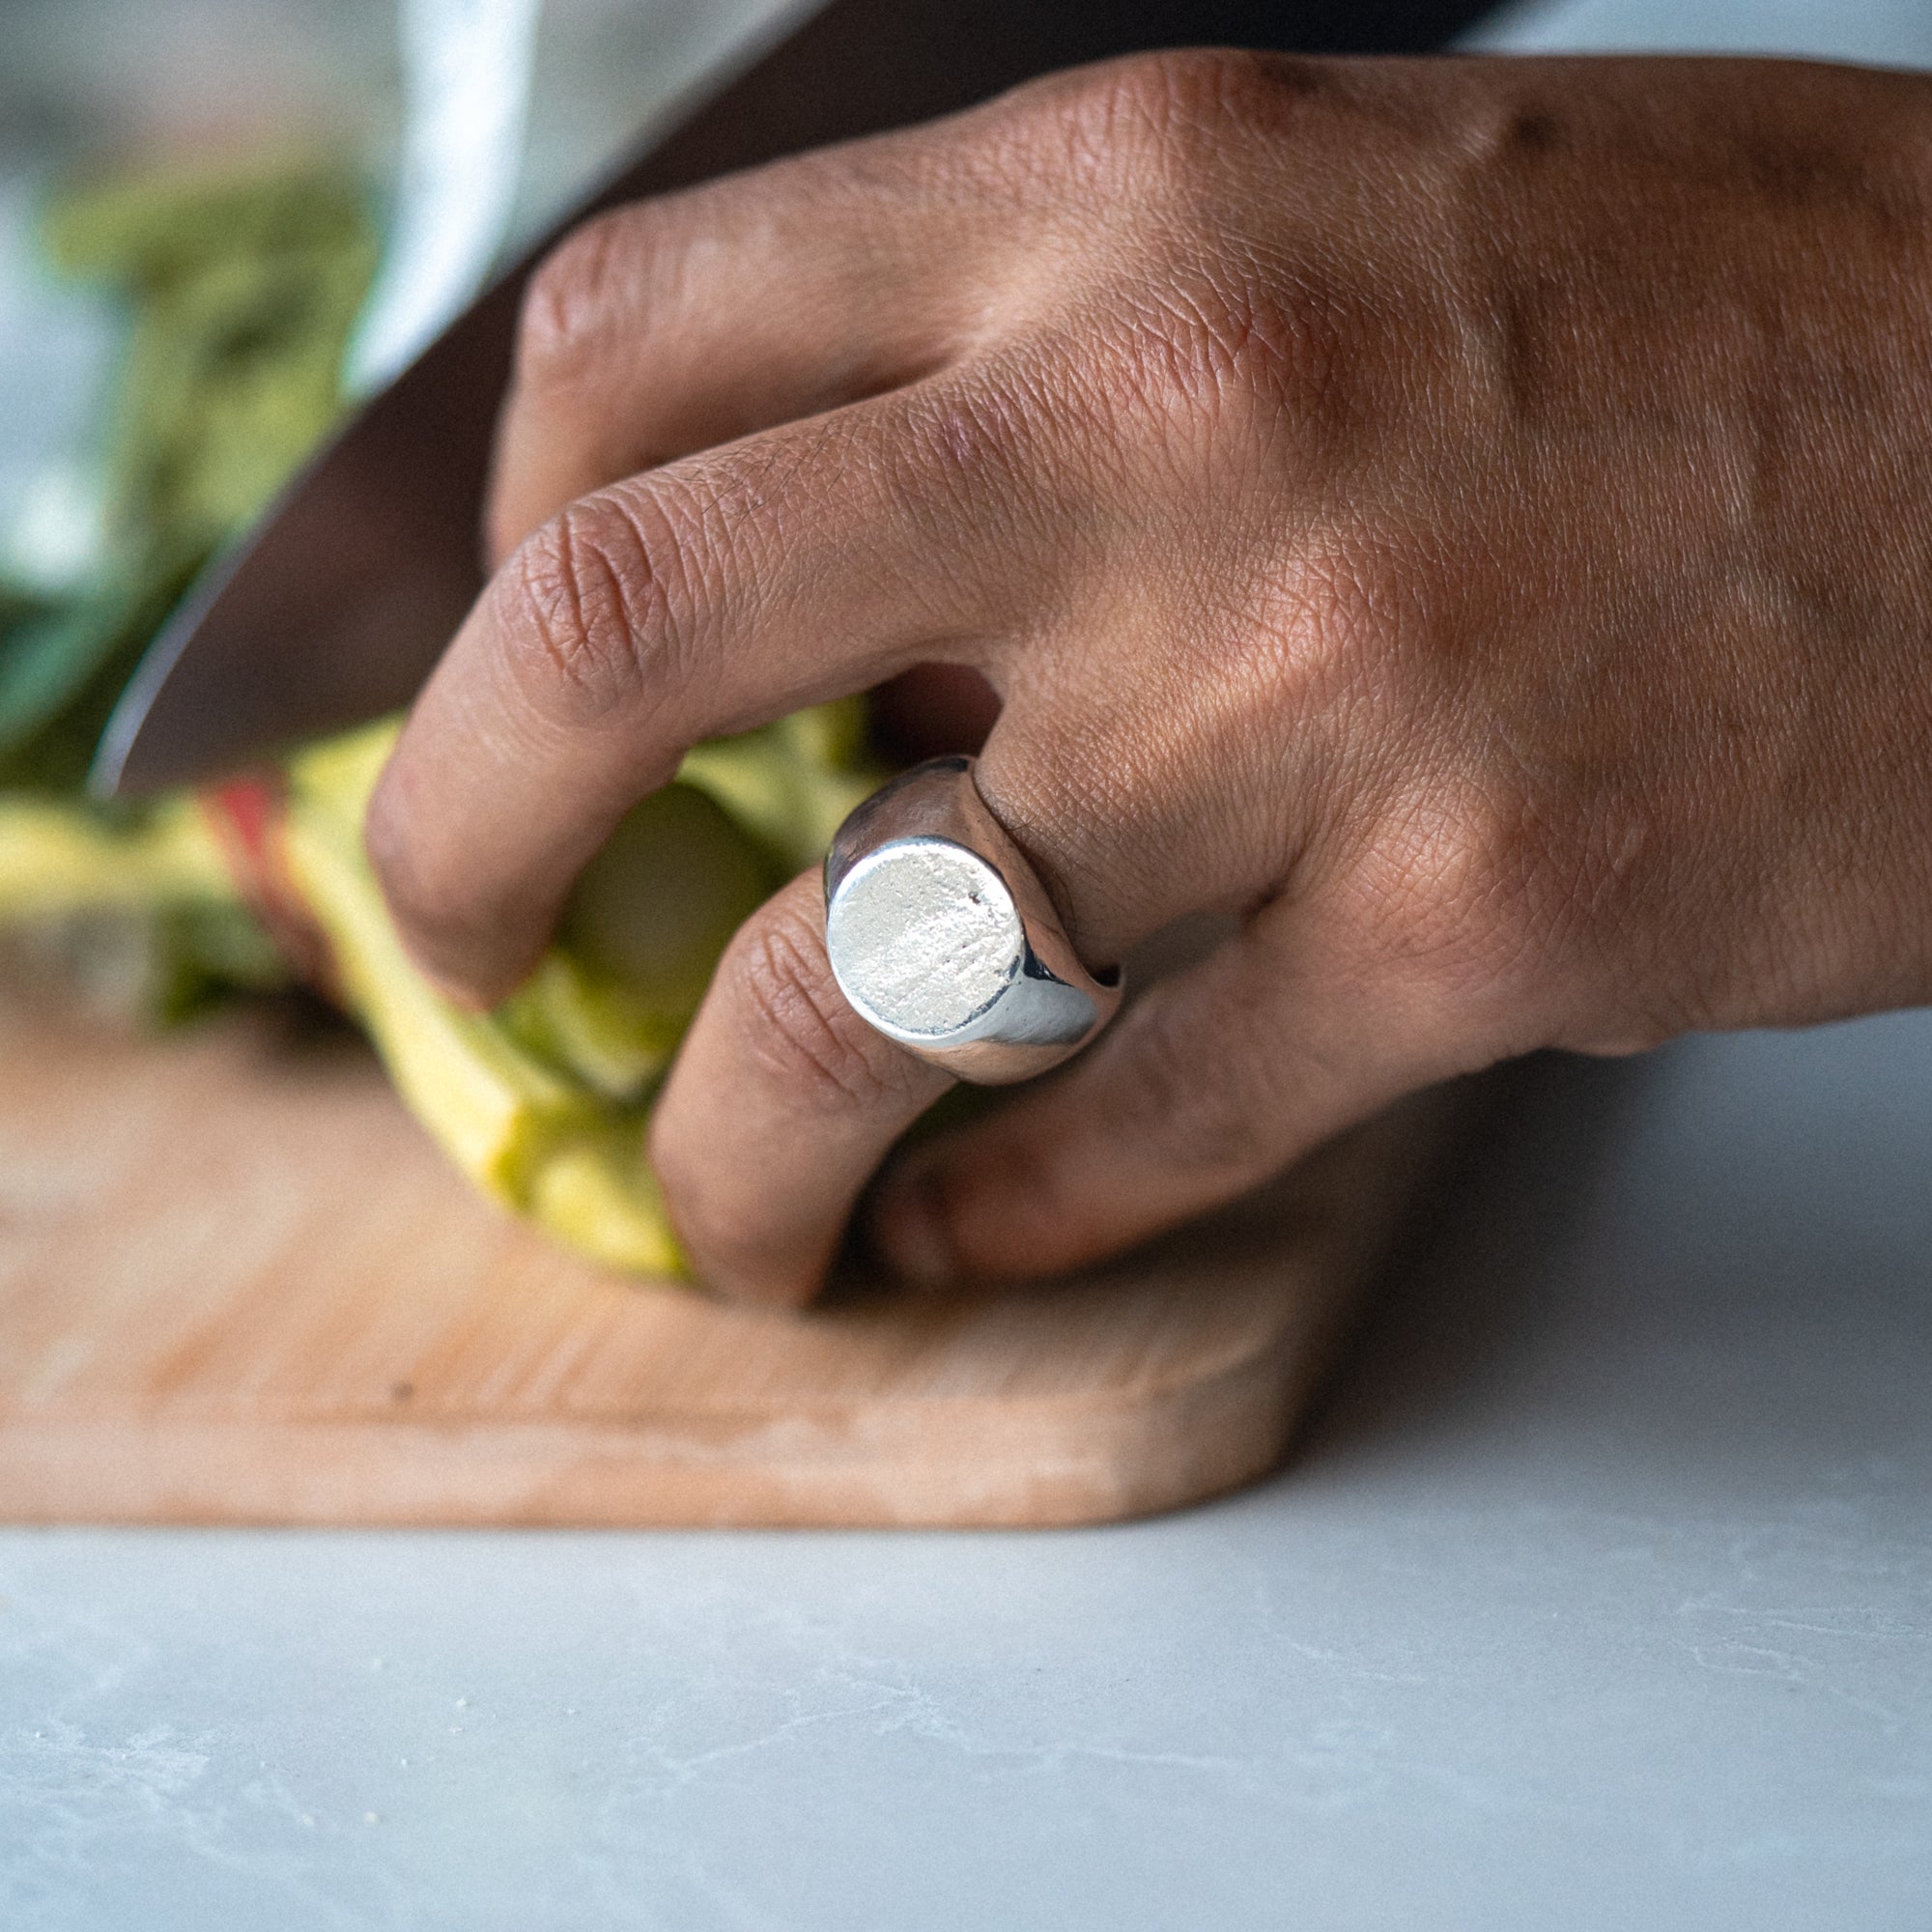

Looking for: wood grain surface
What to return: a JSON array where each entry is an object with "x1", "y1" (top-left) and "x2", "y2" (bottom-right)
[{"x1": 0, "y1": 989, "x2": 1457, "y2": 1527}]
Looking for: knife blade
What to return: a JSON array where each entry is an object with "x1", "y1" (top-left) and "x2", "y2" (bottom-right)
[{"x1": 92, "y1": 0, "x2": 1492, "y2": 797}]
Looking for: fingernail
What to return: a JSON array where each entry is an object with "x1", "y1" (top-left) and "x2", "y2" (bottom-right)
[{"x1": 871, "y1": 1164, "x2": 960, "y2": 1293}]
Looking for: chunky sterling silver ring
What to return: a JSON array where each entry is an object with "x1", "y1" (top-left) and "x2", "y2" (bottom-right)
[{"x1": 823, "y1": 755, "x2": 1123, "y2": 1085}]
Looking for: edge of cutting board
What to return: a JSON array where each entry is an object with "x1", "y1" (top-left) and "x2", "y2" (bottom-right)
[{"x1": 0, "y1": 996, "x2": 1461, "y2": 1527}]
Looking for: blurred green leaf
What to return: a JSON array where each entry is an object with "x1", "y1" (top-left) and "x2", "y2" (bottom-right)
[
  {"x1": 0, "y1": 157, "x2": 380, "y2": 796},
  {"x1": 0, "y1": 152, "x2": 378, "y2": 1017}
]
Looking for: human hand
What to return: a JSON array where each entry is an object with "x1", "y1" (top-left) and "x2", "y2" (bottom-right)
[{"x1": 366, "y1": 50, "x2": 1932, "y2": 1302}]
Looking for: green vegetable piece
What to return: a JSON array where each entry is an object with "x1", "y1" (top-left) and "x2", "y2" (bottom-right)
[
  {"x1": 500, "y1": 783, "x2": 776, "y2": 1099},
  {"x1": 0, "y1": 156, "x2": 378, "y2": 794},
  {"x1": 44, "y1": 158, "x2": 377, "y2": 563},
  {"x1": 677, "y1": 699, "x2": 881, "y2": 874}
]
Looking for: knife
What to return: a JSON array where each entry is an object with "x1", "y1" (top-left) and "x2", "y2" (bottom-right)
[{"x1": 92, "y1": 0, "x2": 1492, "y2": 798}]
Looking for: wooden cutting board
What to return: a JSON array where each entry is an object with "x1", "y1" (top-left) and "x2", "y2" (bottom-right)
[{"x1": 0, "y1": 987, "x2": 1456, "y2": 1527}]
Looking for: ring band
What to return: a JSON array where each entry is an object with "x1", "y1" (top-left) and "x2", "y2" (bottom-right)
[{"x1": 823, "y1": 755, "x2": 1123, "y2": 1085}]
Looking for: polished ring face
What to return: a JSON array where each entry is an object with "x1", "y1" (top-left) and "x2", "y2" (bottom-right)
[{"x1": 823, "y1": 756, "x2": 1122, "y2": 1084}]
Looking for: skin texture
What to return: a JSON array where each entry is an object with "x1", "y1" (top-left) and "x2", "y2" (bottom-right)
[{"x1": 366, "y1": 51, "x2": 1932, "y2": 1304}]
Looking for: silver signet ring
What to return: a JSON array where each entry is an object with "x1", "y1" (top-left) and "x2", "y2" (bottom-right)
[{"x1": 823, "y1": 755, "x2": 1123, "y2": 1085}]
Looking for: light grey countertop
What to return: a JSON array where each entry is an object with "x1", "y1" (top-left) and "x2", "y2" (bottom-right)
[
  {"x1": 3, "y1": 1014, "x2": 1930, "y2": 1930},
  {"x1": 4, "y1": 1, "x2": 1931, "y2": 1926}
]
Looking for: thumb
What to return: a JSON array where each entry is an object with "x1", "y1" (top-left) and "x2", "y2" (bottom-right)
[{"x1": 867, "y1": 909, "x2": 1478, "y2": 1285}]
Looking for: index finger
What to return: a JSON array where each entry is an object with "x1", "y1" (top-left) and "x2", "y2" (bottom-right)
[
  {"x1": 366, "y1": 382, "x2": 1047, "y2": 1003},
  {"x1": 485, "y1": 139, "x2": 981, "y2": 561}
]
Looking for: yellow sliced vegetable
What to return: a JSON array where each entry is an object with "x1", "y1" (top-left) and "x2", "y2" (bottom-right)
[
  {"x1": 0, "y1": 701, "x2": 885, "y2": 1280},
  {"x1": 0, "y1": 146, "x2": 890, "y2": 1283}
]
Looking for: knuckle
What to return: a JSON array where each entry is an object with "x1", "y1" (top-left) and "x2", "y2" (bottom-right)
[
  {"x1": 1064, "y1": 49, "x2": 1275, "y2": 157},
  {"x1": 1046, "y1": 49, "x2": 1325, "y2": 197},
  {"x1": 494, "y1": 487, "x2": 708, "y2": 727},
  {"x1": 725, "y1": 904, "x2": 924, "y2": 1114},
  {"x1": 1345, "y1": 778, "x2": 1551, "y2": 1024},
  {"x1": 1033, "y1": 59, "x2": 1365, "y2": 448},
  {"x1": 516, "y1": 211, "x2": 640, "y2": 394},
  {"x1": 1114, "y1": 263, "x2": 1350, "y2": 444},
  {"x1": 1347, "y1": 773, "x2": 1675, "y2": 1060}
]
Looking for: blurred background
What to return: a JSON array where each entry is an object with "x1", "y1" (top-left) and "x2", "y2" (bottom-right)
[
  {"x1": 12, "y1": 0, "x2": 1930, "y2": 657},
  {"x1": 5, "y1": 0, "x2": 1930, "y2": 805},
  {"x1": 0, "y1": 0, "x2": 796, "y2": 611}
]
